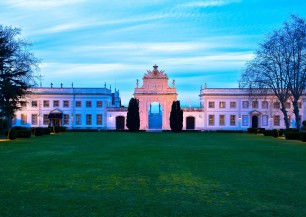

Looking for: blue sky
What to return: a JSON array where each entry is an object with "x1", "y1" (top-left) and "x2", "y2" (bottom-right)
[{"x1": 1, "y1": 0, "x2": 305, "y2": 106}]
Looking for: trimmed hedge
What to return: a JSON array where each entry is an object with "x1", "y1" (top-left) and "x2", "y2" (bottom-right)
[
  {"x1": 272, "y1": 129, "x2": 279, "y2": 138},
  {"x1": 247, "y1": 128, "x2": 265, "y2": 134},
  {"x1": 285, "y1": 132, "x2": 301, "y2": 140},
  {"x1": 263, "y1": 130, "x2": 273, "y2": 136},
  {"x1": 16, "y1": 130, "x2": 32, "y2": 138},
  {"x1": 49, "y1": 126, "x2": 66, "y2": 133},
  {"x1": 300, "y1": 132, "x2": 306, "y2": 142}
]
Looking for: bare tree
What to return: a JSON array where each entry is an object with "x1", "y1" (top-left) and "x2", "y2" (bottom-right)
[
  {"x1": 282, "y1": 16, "x2": 306, "y2": 130},
  {"x1": 0, "y1": 25, "x2": 40, "y2": 129},
  {"x1": 240, "y1": 15, "x2": 306, "y2": 130}
]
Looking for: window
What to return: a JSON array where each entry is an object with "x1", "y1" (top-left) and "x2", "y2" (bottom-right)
[
  {"x1": 21, "y1": 114, "x2": 27, "y2": 125},
  {"x1": 208, "y1": 102, "x2": 215, "y2": 108},
  {"x1": 31, "y1": 101, "x2": 38, "y2": 107},
  {"x1": 252, "y1": 101, "x2": 258, "y2": 109},
  {"x1": 31, "y1": 114, "x2": 38, "y2": 125},
  {"x1": 208, "y1": 115, "x2": 215, "y2": 126},
  {"x1": 43, "y1": 114, "x2": 49, "y2": 125},
  {"x1": 43, "y1": 100, "x2": 49, "y2": 107},
  {"x1": 64, "y1": 114, "x2": 69, "y2": 125},
  {"x1": 96, "y1": 101, "x2": 103, "y2": 108},
  {"x1": 273, "y1": 102, "x2": 280, "y2": 109},
  {"x1": 76, "y1": 101, "x2": 82, "y2": 107},
  {"x1": 63, "y1": 100, "x2": 69, "y2": 107},
  {"x1": 86, "y1": 101, "x2": 92, "y2": 108},
  {"x1": 20, "y1": 101, "x2": 27, "y2": 107},
  {"x1": 242, "y1": 115, "x2": 249, "y2": 126},
  {"x1": 230, "y1": 115, "x2": 236, "y2": 126},
  {"x1": 76, "y1": 114, "x2": 81, "y2": 125},
  {"x1": 53, "y1": 100, "x2": 59, "y2": 107},
  {"x1": 86, "y1": 114, "x2": 92, "y2": 125},
  {"x1": 262, "y1": 115, "x2": 268, "y2": 126},
  {"x1": 262, "y1": 101, "x2": 268, "y2": 109},
  {"x1": 242, "y1": 101, "x2": 249, "y2": 109},
  {"x1": 97, "y1": 114, "x2": 103, "y2": 125},
  {"x1": 274, "y1": 115, "x2": 280, "y2": 126},
  {"x1": 219, "y1": 102, "x2": 226, "y2": 109},
  {"x1": 285, "y1": 102, "x2": 291, "y2": 109},
  {"x1": 230, "y1": 102, "x2": 236, "y2": 109},
  {"x1": 219, "y1": 115, "x2": 225, "y2": 126}
]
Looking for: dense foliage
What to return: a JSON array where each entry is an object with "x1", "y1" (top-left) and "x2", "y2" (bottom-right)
[
  {"x1": 126, "y1": 98, "x2": 140, "y2": 132},
  {"x1": 169, "y1": 100, "x2": 183, "y2": 132}
]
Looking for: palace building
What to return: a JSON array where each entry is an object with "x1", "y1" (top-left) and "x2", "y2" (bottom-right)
[{"x1": 13, "y1": 65, "x2": 306, "y2": 131}]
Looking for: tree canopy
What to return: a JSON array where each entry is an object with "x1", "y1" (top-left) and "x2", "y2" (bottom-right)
[
  {"x1": 240, "y1": 15, "x2": 306, "y2": 130},
  {"x1": 0, "y1": 25, "x2": 39, "y2": 128}
]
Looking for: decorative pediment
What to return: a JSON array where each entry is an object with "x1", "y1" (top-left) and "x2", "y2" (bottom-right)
[
  {"x1": 49, "y1": 108, "x2": 63, "y2": 114},
  {"x1": 144, "y1": 65, "x2": 168, "y2": 79},
  {"x1": 249, "y1": 110, "x2": 261, "y2": 115}
]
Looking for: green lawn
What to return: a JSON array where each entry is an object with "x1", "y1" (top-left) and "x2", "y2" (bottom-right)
[{"x1": 1, "y1": 132, "x2": 306, "y2": 217}]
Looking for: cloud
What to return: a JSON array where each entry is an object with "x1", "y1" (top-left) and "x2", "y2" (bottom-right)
[
  {"x1": 38, "y1": 13, "x2": 169, "y2": 34},
  {"x1": 5, "y1": 0, "x2": 84, "y2": 9},
  {"x1": 181, "y1": 0, "x2": 241, "y2": 8}
]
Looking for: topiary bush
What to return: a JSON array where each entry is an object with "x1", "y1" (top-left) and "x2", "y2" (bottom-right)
[
  {"x1": 7, "y1": 128, "x2": 17, "y2": 140},
  {"x1": 272, "y1": 129, "x2": 279, "y2": 138},
  {"x1": 285, "y1": 132, "x2": 301, "y2": 140}
]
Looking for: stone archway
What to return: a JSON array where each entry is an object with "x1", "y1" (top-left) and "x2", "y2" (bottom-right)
[
  {"x1": 134, "y1": 65, "x2": 177, "y2": 130},
  {"x1": 148, "y1": 102, "x2": 162, "y2": 129}
]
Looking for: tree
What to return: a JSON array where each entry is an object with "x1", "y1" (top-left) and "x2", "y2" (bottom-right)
[
  {"x1": 240, "y1": 15, "x2": 306, "y2": 130},
  {"x1": 126, "y1": 98, "x2": 140, "y2": 132},
  {"x1": 169, "y1": 100, "x2": 183, "y2": 132},
  {"x1": 283, "y1": 16, "x2": 306, "y2": 130},
  {"x1": 0, "y1": 25, "x2": 39, "y2": 129}
]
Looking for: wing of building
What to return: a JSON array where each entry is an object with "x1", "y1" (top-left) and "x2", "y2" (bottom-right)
[{"x1": 12, "y1": 65, "x2": 306, "y2": 131}]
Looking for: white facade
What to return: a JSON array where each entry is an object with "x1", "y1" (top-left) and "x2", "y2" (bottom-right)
[
  {"x1": 200, "y1": 88, "x2": 305, "y2": 130},
  {"x1": 13, "y1": 87, "x2": 121, "y2": 130},
  {"x1": 11, "y1": 66, "x2": 306, "y2": 131}
]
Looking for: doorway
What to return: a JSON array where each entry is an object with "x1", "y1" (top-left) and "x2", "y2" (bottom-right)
[
  {"x1": 252, "y1": 116, "x2": 258, "y2": 128},
  {"x1": 116, "y1": 116, "x2": 125, "y2": 130},
  {"x1": 148, "y1": 102, "x2": 162, "y2": 129},
  {"x1": 186, "y1": 116, "x2": 195, "y2": 130}
]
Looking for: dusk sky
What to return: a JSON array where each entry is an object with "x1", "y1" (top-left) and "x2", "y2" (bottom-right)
[{"x1": 1, "y1": 0, "x2": 305, "y2": 106}]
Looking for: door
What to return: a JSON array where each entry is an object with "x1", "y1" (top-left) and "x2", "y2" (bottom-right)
[
  {"x1": 116, "y1": 116, "x2": 125, "y2": 130},
  {"x1": 186, "y1": 116, "x2": 195, "y2": 130},
  {"x1": 252, "y1": 116, "x2": 258, "y2": 128}
]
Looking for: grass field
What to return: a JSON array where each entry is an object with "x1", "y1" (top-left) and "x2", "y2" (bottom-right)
[{"x1": 0, "y1": 132, "x2": 306, "y2": 217}]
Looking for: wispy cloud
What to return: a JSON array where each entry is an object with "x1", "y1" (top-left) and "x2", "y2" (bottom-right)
[
  {"x1": 5, "y1": 0, "x2": 84, "y2": 9},
  {"x1": 39, "y1": 13, "x2": 169, "y2": 34},
  {"x1": 181, "y1": 0, "x2": 241, "y2": 8}
]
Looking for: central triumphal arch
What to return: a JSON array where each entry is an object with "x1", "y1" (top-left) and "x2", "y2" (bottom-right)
[{"x1": 134, "y1": 65, "x2": 177, "y2": 130}]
